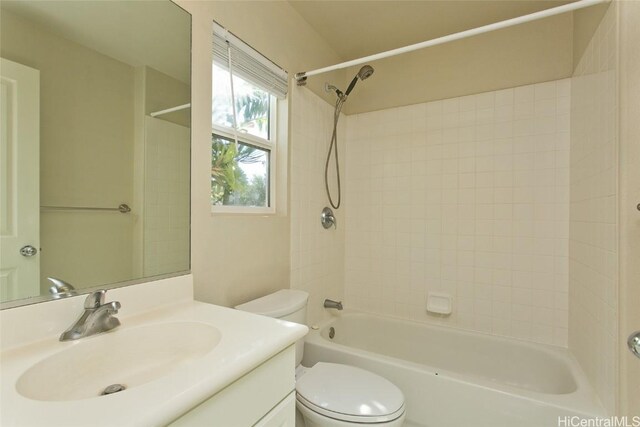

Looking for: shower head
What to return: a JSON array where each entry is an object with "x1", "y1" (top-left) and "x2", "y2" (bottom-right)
[
  {"x1": 344, "y1": 65, "x2": 375, "y2": 97},
  {"x1": 358, "y1": 65, "x2": 375, "y2": 80}
]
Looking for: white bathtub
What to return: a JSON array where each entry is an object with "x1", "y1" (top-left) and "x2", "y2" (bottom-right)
[{"x1": 302, "y1": 312, "x2": 605, "y2": 427}]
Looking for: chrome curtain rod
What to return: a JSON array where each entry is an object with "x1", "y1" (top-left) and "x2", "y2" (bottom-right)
[
  {"x1": 149, "y1": 103, "x2": 191, "y2": 118},
  {"x1": 294, "y1": 0, "x2": 609, "y2": 85},
  {"x1": 41, "y1": 204, "x2": 131, "y2": 213}
]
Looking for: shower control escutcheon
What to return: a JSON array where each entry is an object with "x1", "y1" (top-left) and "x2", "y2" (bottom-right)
[
  {"x1": 321, "y1": 207, "x2": 336, "y2": 229},
  {"x1": 628, "y1": 331, "x2": 640, "y2": 360}
]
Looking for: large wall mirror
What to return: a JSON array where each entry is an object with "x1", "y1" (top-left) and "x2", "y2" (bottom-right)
[{"x1": 0, "y1": 1, "x2": 191, "y2": 308}]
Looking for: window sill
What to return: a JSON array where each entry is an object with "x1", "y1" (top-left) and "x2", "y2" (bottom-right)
[{"x1": 211, "y1": 206, "x2": 276, "y2": 215}]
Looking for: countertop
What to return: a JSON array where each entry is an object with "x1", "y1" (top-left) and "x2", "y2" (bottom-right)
[{"x1": 0, "y1": 299, "x2": 308, "y2": 426}]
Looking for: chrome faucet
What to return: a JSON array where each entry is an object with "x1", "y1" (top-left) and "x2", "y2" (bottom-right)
[
  {"x1": 324, "y1": 299, "x2": 343, "y2": 310},
  {"x1": 48, "y1": 277, "x2": 77, "y2": 299},
  {"x1": 60, "y1": 290, "x2": 121, "y2": 341}
]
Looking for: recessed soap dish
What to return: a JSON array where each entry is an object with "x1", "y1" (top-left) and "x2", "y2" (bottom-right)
[{"x1": 426, "y1": 292, "x2": 453, "y2": 315}]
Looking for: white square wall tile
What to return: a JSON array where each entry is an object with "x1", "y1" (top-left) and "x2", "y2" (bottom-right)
[{"x1": 342, "y1": 78, "x2": 572, "y2": 348}]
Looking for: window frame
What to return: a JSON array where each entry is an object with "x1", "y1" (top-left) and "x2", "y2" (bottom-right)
[{"x1": 211, "y1": 91, "x2": 277, "y2": 215}]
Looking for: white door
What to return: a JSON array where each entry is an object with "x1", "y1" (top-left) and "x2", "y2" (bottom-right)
[{"x1": 0, "y1": 58, "x2": 40, "y2": 302}]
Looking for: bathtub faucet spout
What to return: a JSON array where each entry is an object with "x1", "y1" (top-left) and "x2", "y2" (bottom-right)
[{"x1": 324, "y1": 299, "x2": 343, "y2": 310}]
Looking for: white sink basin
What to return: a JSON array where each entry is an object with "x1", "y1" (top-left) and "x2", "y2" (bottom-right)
[
  {"x1": 16, "y1": 321, "x2": 220, "y2": 401},
  {"x1": 1, "y1": 291, "x2": 308, "y2": 427}
]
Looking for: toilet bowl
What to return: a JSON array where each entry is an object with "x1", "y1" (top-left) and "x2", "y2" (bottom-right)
[
  {"x1": 296, "y1": 363, "x2": 405, "y2": 427},
  {"x1": 235, "y1": 290, "x2": 406, "y2": 427}
]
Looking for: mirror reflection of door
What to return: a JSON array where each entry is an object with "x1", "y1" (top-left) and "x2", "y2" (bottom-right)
[{"x1": 0, "y1": 58, "x2": 40, "y2": 302}]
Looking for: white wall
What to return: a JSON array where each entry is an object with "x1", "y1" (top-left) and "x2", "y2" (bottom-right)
[
  {"x1": 344, "y1": 79, "x2": 571, "y2": 346},
  {"x1": 289, "y1": 87, "x2": 345, "y2": 326},
  {"x1": 569, "y1": 2, "x2": 618, "y2": 413}
]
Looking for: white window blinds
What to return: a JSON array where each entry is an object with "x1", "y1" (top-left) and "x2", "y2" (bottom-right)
[{"x1": 213, "y1": 22, "x2": 288, "y2": 99}]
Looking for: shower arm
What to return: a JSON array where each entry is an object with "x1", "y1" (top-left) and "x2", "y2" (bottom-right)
[{"x1": 294, "y1": 0, "x2": 609, "y2": 85}]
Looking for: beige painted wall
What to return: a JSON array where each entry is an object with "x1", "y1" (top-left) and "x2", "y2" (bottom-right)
[
  {"x1": 618, "y1": 0, "x2": 640, "y2": 416},
  {"x1": 144, "y1": 66, "x2": 190, "y2": 128},
  {"x1": 573, "y1": 3, "x2": 610, "y2": 68},
  {"x1": 175, "y1": 0, "x2": 343, "y2": 308},
  {"x1": 187, "y1": 2, "x2": 576, "y2": 118},
  {"x1": 569, "y1": 1, "x2": 618, "y2": 412},
  {"x1": 0, "y1": 9, "x2": 135, "y2": 292},
  {"x1": 343, "y1": 14, "x2": 573, "y2": 115}
]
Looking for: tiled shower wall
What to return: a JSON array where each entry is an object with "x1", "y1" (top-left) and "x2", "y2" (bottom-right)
[
  {"x1": 344, "y1": 79, "x2": 571, "y2": 346},
  {"x1": 143, "y1": 117, "x2": 190, "y2": 277},
  {"x1": 290, "y1": 87, "x2": 345, "y2": 326},
  {"x1": 569, "y1": 2, "x2": 618, "y2": 413}
]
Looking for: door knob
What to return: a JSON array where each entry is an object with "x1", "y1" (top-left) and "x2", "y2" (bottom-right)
[
  {"x1": 20, "y1": 245, "x2": 38, "y2": 257},
  {"x1": 628, "y1": 331, "x2": 640, "y2": 360}
]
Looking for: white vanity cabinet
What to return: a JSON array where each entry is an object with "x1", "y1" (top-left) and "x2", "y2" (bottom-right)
[{"x1": 169, "y1": 345, "x2": 296, "y2": 427}]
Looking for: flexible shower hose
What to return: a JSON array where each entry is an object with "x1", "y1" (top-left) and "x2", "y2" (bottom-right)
[{"x1": 325, "y1": 95, "x2": 346, "y2": 209}]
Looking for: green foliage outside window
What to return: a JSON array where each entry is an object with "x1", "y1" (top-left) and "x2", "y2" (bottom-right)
[
  {"x1": 211, "y1": 137, "x2": 267, "y2": 206},
  {"x1": 211, "y1": 86, "x2": 270, "y2": 207}
]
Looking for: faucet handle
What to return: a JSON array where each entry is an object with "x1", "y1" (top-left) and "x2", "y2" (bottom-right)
[
  {"x1": 107, "y1": 301, "x2": 121, "y2": 313},
  {"x1": 84, "y1": 290, "x2": 107, "y2": 309}
]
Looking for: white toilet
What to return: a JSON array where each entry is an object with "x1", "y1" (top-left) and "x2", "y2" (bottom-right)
[{"x1": 236, "y1": 290, "x2": 406, "y2": 427}]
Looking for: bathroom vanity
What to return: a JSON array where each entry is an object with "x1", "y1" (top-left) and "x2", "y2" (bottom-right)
[
  {"x1": 170, "y1": 346, "x2": 297, "y2": 426},
  {"x1": 0, "y1": 275, "x2": 307, "y2": 426}
]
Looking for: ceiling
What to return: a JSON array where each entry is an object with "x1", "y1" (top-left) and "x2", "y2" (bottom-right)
[{"x1": 288, "y1": 0, "x2": 574, "y2": 60}]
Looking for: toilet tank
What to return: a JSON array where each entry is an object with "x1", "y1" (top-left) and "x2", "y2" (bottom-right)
[{"x1": 235, "y1": 289, "x2": 309, "y2": 366}]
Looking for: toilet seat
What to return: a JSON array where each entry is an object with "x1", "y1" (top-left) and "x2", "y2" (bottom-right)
[{"x1": 295, "y1": 363, "x2": 405, "y2": 424}]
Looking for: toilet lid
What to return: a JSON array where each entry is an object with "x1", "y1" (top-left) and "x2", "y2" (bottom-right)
[
  {"x1": 234, "y1": 289, "x2": 308, "y2": 317},
  {"x1": 296, "y1": 363, "x2": 405, "y2": 423}
]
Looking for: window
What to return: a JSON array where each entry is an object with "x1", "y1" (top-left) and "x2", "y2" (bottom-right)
[
  {"x1": 212, "y1": 64, "x2": 275, "y2": 210},
  {"x1": 211, "y1": 23, "x2": 287, "y2": 213}
]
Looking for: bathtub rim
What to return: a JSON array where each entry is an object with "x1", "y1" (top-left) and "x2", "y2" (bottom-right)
[{"x1": 304, "y1": 310, "x2": 606, "y2": 418}]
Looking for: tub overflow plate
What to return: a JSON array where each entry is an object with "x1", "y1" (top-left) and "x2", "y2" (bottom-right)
[{"x1": 101, "y1": 384, "x2": 126, "y2": 396}]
